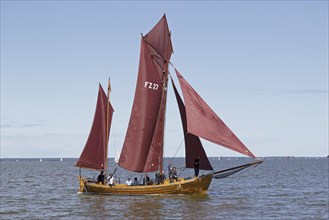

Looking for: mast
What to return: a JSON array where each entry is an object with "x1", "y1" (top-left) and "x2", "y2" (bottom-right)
[
  {"x1": 159, "y1": 64, "x2": 169, "y2": 175},
  {"x1": 118, "y1": 15, "x2": 173, "y2": 173},
  {"x1": 105, "y1": 78, "x2": 111, "y2": 178},
  {"x1": 143, "y1": 14, "x2": 173, "y2": 174}
]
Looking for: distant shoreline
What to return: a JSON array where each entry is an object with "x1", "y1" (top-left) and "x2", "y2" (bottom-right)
[{"x1": 1, "y1": 156, "x2": 327, "y2": 160}]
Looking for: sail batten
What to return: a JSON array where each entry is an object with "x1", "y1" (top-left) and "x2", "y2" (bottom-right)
[{"x1": 175, "y1": 69, "x2": 256, "y2": 158}]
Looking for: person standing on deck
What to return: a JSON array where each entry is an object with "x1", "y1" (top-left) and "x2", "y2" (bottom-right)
[
  {"x1": 108, "y1": 174, "x2": 115, "y2": 186},
  {"x1": 97, "y1": 171, "x2": 105, "y2": 184},
  {"x1": 168, "y1": 161, "x2": 174, "y2": 183},
  {"x1": 167, "y1": 161, "x2": 173, "y2": 176},
  {"x1": 172, "y1": 167, "x2": 178, "y2": 182},
  {"x1": 194, "y1": 157, "x2": 200, "y2": 177}
]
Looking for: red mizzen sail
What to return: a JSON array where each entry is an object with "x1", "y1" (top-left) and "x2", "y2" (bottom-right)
[
  {"x1": 175, "y1": 68, "x2": 255, "y2": 158},
  {"x1": 76, "y1": 84, "x2": 114, "y2": 170},
  {"x1": 119, "y1": 15, "x2": 173, "y2": 172},
  {"x1": 171, "y1": 77, "x2": 213, "y2": 170}
]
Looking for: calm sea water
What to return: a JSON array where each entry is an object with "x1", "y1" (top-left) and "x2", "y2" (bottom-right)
[{"x1": 0, "y1": 157, "x2": 328, "y2": 219}]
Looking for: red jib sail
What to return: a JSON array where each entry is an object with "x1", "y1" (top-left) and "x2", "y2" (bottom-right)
[
  {"x1": 175, "y1": 68, "x2": 255, "y2": 158},
  {"x1": 76, "y1": 84, "x2": 114, "y2": 170},
  {"x1": 171, "y1": 77, "x2": 213, "y2": 170},
  {"x1": 119, "y1": 15, "x2": 173, "y2": 172}
]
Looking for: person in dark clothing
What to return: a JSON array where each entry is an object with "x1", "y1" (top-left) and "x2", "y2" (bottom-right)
[
  {"x1": 167, "y1": 161, "x2": 173, "y2": 176},
  {"x1": 194, "y1": 157, "x2": 200, "y2": 177},
  {"x1": 155, "y1": 173, "x2": 160, "y2": 185},
  {"x1": 159, "y1": 173, "x2": 165, "y2": 184},
  {"x1": 133, "y1": 177, "x2": 139, "y2": 186},
  {"x1": 168, "y1": 166, "x2": 174, "y2": 183},
  {"x1": 172, "y1": 167, "x2": 178, "y2": 182},
  {"x1": 97, "y1": 171, "x2": 105, "y2": 184},
  {"x1": 143, "y1": 174, "x2": 152, "y2": 185}
]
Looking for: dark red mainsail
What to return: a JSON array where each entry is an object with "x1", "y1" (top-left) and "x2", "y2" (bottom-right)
[
  {"x1": 119, "y1": 15, "x2": 173, "y2": 172},
  {"x1": 76, "y1": 84, "x2": 114, "y2": 170},
  {"x1": 171, "y1": 77, "x2": 213, "y2": 170},
  {"x1": 175, "y1": 68, "x2": 256, "y2": 158}
]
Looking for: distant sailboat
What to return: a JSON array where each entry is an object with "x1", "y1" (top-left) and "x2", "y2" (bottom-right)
[
  {"x1": 76, "y1": 15, "x2": 262, "y2": 195},
  {"x1": 40, "y1": 159, "x2": 42, "y2": 162},
  {"x1": 60, "y1": 158, "x2": 63, "y2": 162}
]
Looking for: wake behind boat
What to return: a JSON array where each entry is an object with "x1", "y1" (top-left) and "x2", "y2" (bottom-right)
[{"x1": 76, "y1": 15, "x2": 262, "y2": 195}]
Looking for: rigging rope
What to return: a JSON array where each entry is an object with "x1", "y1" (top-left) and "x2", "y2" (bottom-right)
[{"x1": 170, "y1": 138, "x2": 184, "y2": 163}]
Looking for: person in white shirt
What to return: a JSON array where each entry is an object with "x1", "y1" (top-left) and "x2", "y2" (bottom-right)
[
  {"x1": 108, "y1": 174, "x2": 115, "y2": 187},
  {"x1": 126, "y1": 178, "x2": 132, "y2": 186}
]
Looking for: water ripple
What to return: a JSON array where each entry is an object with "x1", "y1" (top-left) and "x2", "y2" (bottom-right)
[{"x1": 0, "y1": 158, "x2": 328, "y2": 219}]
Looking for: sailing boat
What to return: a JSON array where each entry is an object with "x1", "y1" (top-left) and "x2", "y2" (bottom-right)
[{"x1": 76, "y1": 15, "x2": 262, "y2": 195}]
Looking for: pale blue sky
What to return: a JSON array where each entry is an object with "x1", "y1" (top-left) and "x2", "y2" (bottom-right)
[{"x1": 1, "y1": 1, "x2": 328, "y2": 158}]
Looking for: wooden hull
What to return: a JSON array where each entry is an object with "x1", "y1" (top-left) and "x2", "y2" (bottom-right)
[{"x1": 78, "y1": 174, "x2": 213, "y2": 195}]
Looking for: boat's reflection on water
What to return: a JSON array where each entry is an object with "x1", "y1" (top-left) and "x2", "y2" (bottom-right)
[
  {"x1": 78, "y1": 193, "x2": 211, "y2": 218},
  {"x1": 126, "y1": 194, "x2": 210, "y2": 218}
]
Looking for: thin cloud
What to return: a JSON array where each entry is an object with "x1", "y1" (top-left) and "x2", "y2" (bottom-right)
[
  {"x1": 21, "y1": 123, "x2": 45, "y2": 128},
  {"x1": 283, "y1": 89, "x2": 328, "y2": 94},
  {"x1": 244, "y1": 89, "x2": 328, "y2": 95},
  {"x1": 0, "y1": 124, "x2": 13, "y2": 128},
  {"x1": 245, "y1": 89, "x2": 266, "y2": 93},
  {"x1": 1, "y1": 119, "x2": 48, "y2": 129},
  {"x1": 1, "y1": 133, "x2": 85, "y2": 158}
]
